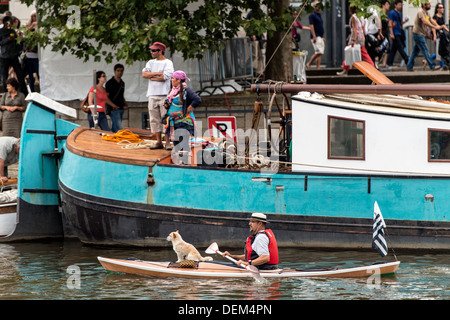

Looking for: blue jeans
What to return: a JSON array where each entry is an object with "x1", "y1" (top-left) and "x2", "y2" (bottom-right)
[
  {"x1": 88, "y1": 112, "x2": 110, "y2": 131},
  {"x1": 431, "y1": 53, "x2": 445, "y2": 67},
  {"x1": 110, "y1": 109, "x2": 124, "y2": 133},
  {"x1": 407, "y1": 34, "x2": 435, "y2": 70}
]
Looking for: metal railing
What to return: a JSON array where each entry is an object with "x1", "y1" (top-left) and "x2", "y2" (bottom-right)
[{"x1": 197, "y1": 37, "x2": 254, "y2": 95}]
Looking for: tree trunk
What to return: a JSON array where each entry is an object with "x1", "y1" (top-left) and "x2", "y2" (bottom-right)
[{"x1": 265, "y1": 0, "x2": 292, "y2": 82}]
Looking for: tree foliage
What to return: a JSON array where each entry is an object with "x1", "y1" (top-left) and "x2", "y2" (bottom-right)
[
  {"x1": 21, "y1": 0, "x2": 284, "y2": 64},
  {"x1": 20, "y1": 0, "x2": 423, "y2": 71}
]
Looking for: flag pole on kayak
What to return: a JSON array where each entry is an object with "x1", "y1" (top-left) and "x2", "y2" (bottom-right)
[{"x1": 373, "y1": 201, "x2": 398, "y2": 261}]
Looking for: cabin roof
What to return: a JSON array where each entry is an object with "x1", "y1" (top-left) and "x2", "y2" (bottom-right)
[{"x1": 292, "y1": 93, "x2": 450, "y2": 121}]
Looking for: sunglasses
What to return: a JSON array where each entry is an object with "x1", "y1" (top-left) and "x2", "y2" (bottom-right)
[
  {"x1": 437, "y1": 6, "x2": 444, "y2": 8},
  {"x1": 151, "y1": 49, "x2": 160, "y2": 52}
]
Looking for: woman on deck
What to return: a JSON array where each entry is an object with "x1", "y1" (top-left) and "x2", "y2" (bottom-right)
[
  {"x1": 162, "y1": 70, "x2": 201, "y2": 151},
  {"x1": 88, "y1": 71, "x2": 119, "y2": 131},
  {"x1": 0, "y1": 78, "x2": 26, "y2": 137}
]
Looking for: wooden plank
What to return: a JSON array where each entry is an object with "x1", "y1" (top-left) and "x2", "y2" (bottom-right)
[
  {"x1": 353, "y1": 61, "x2": 394, "y2": 85},
  {"x1": 66, "y1": 127, "x2": 172, "y2": 166}
]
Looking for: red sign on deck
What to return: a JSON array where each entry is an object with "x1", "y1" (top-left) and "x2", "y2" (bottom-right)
[{"x1": 208, "y1": 116, "x2": 237, "y2": 143}]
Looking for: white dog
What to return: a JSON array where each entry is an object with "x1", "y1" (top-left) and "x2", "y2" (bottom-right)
[{"x1": 166, "y1": 230, "x2": 213, "y2": 262}]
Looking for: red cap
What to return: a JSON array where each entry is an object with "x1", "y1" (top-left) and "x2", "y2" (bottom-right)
[{"x1": 149, "y1": 42, "x2": 166, "y2": 52}]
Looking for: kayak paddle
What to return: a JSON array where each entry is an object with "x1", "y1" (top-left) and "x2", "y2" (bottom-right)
[{"x1": 205, "y1": 242, "x2": 262, "y2": 281}]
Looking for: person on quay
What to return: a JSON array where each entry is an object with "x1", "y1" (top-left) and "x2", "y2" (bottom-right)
[
  {"x1": 378, "y1": 0, "x2": 391, "y2": 68},
  {"x1": 162, "y1": 70, "x2": 201, "y2": 151},
  {"x1": 306, "y1": 1, "x2": 325, "y2": 70},
  {"x1": 337, "y1": 6, "x2": 374, "y2": 76},
  {"x1": 24, "y1": 11, "x2": 39, "y2": 93},
  {"x1": 142, "y1": 42, "x2": 174, "y2": 149},
  {"x1": 291, "y1": 9, "x2": 310, "y2": 50},
  {"x1": 0, "y1": 136, "x2": 19, "y2": 183},
  {"x1": 386, "y1": 0, "x2": 409, "y2": 68},
  {"x1": 406, "y1": 1, "x2": 443, "y2": 71},
  {"x1": 222, "y1": 213, "x2": 279, "y2": 270},
  {"x1": 0, "y1": 16, "x2": 27, "y2": 96},
  {"x1": 88, "y1": 71, "x2": 120, "y2": 131},
  {"x1": 106, "y1": 64, "x2": 128, "y2": 132},
  {"x1": 1, "y1": 78, "x2": 26, "y2": 138},
  {"x1": 428, "y1": 3, "x2": 449, "y2": 70},
  {"x1": 365, "y1": 7, "x2": 383, "y2": 67}
]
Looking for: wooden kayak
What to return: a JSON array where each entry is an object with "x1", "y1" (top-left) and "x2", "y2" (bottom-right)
[{"x1": 97, "y1": 257, "x2": 400, "y2": 279}]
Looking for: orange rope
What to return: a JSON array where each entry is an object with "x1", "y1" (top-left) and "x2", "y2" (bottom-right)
[{"x1": 101, "y1": 129, "x2": 143, "y2": 143}]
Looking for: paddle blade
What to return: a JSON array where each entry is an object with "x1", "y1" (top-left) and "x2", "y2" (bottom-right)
[
  {"x1": 205, "y1": 242, "x2": 219, "y2": 254},
  {"x1": 245, "y1": 265, "x2": 263, "y2": 282}
]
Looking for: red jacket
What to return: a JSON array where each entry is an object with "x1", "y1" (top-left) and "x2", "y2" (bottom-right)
[{"x1": 245, "y1": 229, "x2": 279, "y2": 266}]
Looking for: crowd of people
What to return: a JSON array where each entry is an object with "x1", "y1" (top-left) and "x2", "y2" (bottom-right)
[
  {"x1": 0, "y1": 10, "x2": 38, "y2": 139},
  {"x1": 0, "y1": 9, "x2": 201, "y2": 172},
  {"x1": 339, "y1": 0, "x2": 448, "y2": 74},
  {"x1": 291, "y1": 1, "x2": 448, "y2": 74},
  {"x1": 86, "y1": 41, "x2": 201, "y2": 154}
]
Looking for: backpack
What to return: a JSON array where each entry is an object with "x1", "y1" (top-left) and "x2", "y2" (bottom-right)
[{"x1": 80, "y1": 93, "x2": 90, "y2": 113}]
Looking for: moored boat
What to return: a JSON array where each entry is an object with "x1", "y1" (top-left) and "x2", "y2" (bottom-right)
[
  {"x1": 1, "y1": 93, "x2": 78, "y2": 242},
  {"x1": 0, "y1": 184, "x2": 17, "y2": 238},
  {"x1": 97, "y1": 256, "x2": 400, "y2": 279},
  {"x1": 13, "y1": 80, "x2": 450, "y2": 249}
]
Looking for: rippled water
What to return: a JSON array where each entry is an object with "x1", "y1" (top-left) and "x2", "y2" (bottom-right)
[{"x1": 0, "y1": 240, "x2": 448, "y2": 300}]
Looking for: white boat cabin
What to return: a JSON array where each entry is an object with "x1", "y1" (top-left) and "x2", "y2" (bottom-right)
[{"x1": 291, "y1": 93, "x2": 450, "y2": 176}]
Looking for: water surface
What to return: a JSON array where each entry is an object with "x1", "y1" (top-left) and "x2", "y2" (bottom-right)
[{"x1": 0, "y1": 240, "x2": 448, "y2": 300}]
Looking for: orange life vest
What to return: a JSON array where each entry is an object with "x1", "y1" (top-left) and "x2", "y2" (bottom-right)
[{"x1": 245, "y1": 229, "x2": 279, "y2": 265}]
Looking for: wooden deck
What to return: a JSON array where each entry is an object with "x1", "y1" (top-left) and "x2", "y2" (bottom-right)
[{"x1": 66, "y1": 127, "x2": 172, "y2": 166}]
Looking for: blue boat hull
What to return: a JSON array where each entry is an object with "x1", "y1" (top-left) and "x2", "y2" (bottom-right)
[{"x1": 58, "y1": 150, "x2": 450, "y2": 249}]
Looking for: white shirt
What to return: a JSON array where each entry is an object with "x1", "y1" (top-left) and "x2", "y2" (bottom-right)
[
  {"x1": 142, "y1": 58, "x2": 174, "y2": 97},
  {"x1": 366, "y1": 14, "x2": 380, "y2": 35},
  {"x1": 251, "y1": 230, "x2": 270, "y2": 256},
  {"x1": 0, "y1": 137, "x2": 19, "y2": 165}
]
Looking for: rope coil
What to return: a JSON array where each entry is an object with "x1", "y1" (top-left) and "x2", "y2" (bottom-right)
[{"x1": 101, "y1": 129, "x2": 143, "y2": 143}]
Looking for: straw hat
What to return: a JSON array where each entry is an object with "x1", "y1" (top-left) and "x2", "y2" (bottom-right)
[{"x1": 249, "y1": 212, "x2": 268, "y2": 223}]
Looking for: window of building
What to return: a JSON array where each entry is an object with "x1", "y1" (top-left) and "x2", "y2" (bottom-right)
[
  {"x1": 328, "y1": 116, "x2": 365, "y2": 160},
  {"x1": 429, "y1": 129, "x2": 450, "y2": 161}
]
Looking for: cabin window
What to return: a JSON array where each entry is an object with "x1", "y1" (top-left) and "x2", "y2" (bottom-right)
[
  {"x1": 328, "y1": 116, "x2": 365, "y2": 160},
  {"x1": 429, "y1": 129, "x2": 450, "y2": 161}
]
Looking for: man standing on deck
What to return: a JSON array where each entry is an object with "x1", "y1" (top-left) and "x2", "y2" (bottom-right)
[
  {"x1": 142, "y1": 42, "x2": 174, "y2": 149},
  {"x1": 0, "y1": 136, "x2": 19, "y2": 182},
  {"x1": 222, "y1": 213, "x2": 279, "y2": 270}
]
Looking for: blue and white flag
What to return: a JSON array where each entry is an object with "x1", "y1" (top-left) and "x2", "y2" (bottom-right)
[{"x1": 372, "y1": 201, "x2": 388, "y2": 257}]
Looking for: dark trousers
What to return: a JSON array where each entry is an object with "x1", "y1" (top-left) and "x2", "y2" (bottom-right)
[
  {"x1": 387, "y1": 35, "x2": 409, "y2": 66},
  {"x1": 25, "y1": 57, "x2": 39, "y2": 92},
  {"x1": 1, "y1": 57, "x2": 27, "y2": 95}
]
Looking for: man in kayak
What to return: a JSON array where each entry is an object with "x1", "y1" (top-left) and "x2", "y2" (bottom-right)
[{"x1": 222, "y1": 213, "x2": 279, "y2": 270}]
